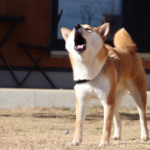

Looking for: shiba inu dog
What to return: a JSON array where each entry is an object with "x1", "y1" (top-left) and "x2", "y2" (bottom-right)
[{"x1": 61, "y1": 23, "x2": 149, "y2": 147}]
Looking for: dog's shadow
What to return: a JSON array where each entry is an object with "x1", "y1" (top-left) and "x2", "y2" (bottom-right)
[
  {"x1": 31, "y1": 112, "x2": 150, "y2": 121},
  {"x1": 1, "y1": 111, "x2": 150, "y2": 121}
]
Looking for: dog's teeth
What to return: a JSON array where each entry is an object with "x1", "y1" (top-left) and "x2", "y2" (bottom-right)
[{"x1": 77, "y1": 45, "x2": 84, "y2": 49}]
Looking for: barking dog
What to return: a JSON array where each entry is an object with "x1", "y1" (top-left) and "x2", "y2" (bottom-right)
[{"x1": 61, "y1": 23, "x2": 149, "y2": 147}]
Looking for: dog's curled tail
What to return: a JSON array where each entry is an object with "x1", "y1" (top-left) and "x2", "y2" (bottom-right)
[{"x1": 113, "y1": 28, "x2": 137, "y2": 54}]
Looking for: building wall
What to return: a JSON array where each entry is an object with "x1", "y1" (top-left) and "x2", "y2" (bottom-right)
[
  {"x1": 0, "y1": 0, "x2": 71, "y2": 68},
  {"x1": 0, "y1": 0, "x2": 150, "y2": 89},
  {"x1": 142, "y1": 60, "x2": 150, "y2": 70}
]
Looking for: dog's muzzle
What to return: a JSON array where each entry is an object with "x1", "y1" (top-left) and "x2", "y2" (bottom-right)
[{"x1": 74, "y1": 24, "x2": 86, "y2": 54}]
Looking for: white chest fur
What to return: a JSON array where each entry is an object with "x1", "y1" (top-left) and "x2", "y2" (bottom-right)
[
  {"x1": 73, "y1": 58, "x2": 107, "y2": 81},
  {"x1": 74, "y1": 74, "x2": 111, "y2": 102}
]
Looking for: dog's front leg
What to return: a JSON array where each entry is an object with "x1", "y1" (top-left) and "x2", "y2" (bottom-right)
[
  {"x1": 99, "y1": 100, "x2": 115, "y2": 147},
  {"x1": 71, "y1": 96, "x2": 88, "y2": 146}
]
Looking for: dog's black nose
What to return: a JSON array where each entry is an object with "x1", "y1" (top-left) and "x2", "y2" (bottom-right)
[{"x1": 75, "y1": 24, "x2": 81, "y2": 30}]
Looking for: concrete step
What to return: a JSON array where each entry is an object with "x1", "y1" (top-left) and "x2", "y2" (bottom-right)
[{"x1": 0, "y1": 88, "x2": 150, "y2": 110}]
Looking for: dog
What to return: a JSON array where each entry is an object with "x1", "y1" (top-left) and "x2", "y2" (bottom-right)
[{"x1": 61, "y1": 23, "x2": 149, "y2": 147}]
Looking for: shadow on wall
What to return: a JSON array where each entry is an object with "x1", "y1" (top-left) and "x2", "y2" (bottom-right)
[{"x1": 0, "y1": 71, "x2": 75, "y2": 89}]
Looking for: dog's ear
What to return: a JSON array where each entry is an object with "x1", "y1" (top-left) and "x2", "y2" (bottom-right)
[
  {"x1": 98, "y1": 23, "x2": 110, "y2": 41},
  {"x1": 61, "y1": 28, "x2": 71, "y2": 42}
]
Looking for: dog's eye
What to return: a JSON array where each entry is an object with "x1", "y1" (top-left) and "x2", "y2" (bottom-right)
[{"x1": 85, "y1": 28, "x2": 92, "y2": 32}]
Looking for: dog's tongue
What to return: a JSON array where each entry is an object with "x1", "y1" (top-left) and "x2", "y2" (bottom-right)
[{"x1": 76, "y1": 45, "x2": 84, "y2": 49}]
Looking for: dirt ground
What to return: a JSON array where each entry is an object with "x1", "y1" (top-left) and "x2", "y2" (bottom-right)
[{"x1": 0, "y1": 107, "x2": 150, "y2": 150}]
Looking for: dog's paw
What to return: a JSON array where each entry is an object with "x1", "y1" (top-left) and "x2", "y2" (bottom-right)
[
  {"x1": 111, "y1": 135, "x2": 121, "y2": 140},
  {"x1": 141, "y1": 135, "x2": 149, "y2": 141},
  {"x1": 70, "y1": 140, "x2": 82, "y2": 146},
  {"x1": 99, "y1": 142, "x2": 109, "y2": 147}
]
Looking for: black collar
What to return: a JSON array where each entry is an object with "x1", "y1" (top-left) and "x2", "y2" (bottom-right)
[
  {"x1": 75, "y1": 57, "x2": 108, "y2": 84},
  {"x1": 75, "y1": 79, "x2": 89, "y2": 84}
]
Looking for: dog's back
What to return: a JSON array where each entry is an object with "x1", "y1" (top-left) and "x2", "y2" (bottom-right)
[{"x1": 105, "y1": 28, "x2": 146, "y2": 90}]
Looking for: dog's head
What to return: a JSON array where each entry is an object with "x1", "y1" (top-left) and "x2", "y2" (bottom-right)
[{"x1": 61, "y1": 23, "x2": 110, "y2": 61}]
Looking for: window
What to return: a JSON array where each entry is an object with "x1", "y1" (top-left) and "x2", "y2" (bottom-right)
[
  {"x1": 51, "y1": 0, "x2": 123, "y2": 51},
  {"x1": 51, "y1": 0, "x2": 150, "y2": 53}
]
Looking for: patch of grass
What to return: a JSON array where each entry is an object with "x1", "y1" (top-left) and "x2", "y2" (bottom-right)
[
  {"x1": 15, "y1": 129, "x2": 24, "y2": 132},
  {"x1": 128, "y1": 106, "x2": 137, "y2": 110},
  {"x1": 89, "y1": 105, "x2": 103, "y2": 110},
  {"x1": 96, "y1": 127, "x2": 102, "y2": 130},
  {"x1": 63, "y1": 108, "x2": 70, "y2": 111}
]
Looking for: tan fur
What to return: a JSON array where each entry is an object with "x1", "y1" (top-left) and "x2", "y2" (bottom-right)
[
  {"x1": 60, "y1": 28, "x2": 71, "y2": 42},
  {"x1": 61, "y1": 24, "x2": 149, "y2": 147},
  {"x1": 100, "y1": 58, "x2": 116, "y2": 145},
  {"x1": 113, "y1": 28, "x2": 137, "y2": 54},
  {"x1": 96, "y1": 45, "x2": 108, "y2": 63},
  {"x1": 74, "y1": 96, "x2": 81, "y2": 142},
  {"x1": 97, "y1": 23, "x2": 110, "y2": 41}
]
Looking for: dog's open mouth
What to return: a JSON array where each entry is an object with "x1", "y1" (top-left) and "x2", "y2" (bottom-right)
[{"x1": 74, "y1": 32, "x2": 86, "y2": 54}]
